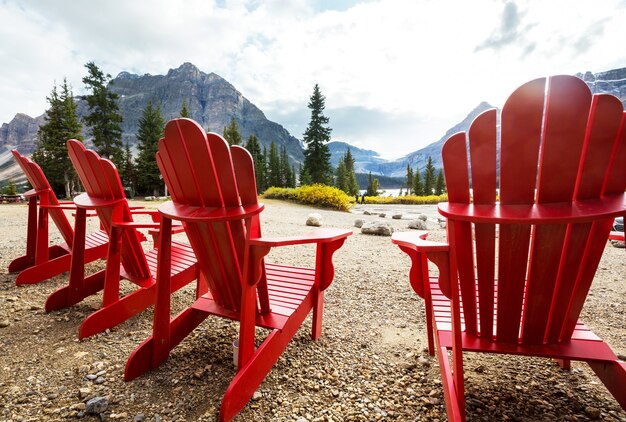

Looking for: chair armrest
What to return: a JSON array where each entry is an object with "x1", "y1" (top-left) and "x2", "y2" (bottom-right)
[
  {"x1": 391, "y1": 231, "x2": 448, "y2": 252},
  {"x1": 148, "y1": 224, "x2": 185, "y2": 237},
  {"x1": 249, "y1": 228, "x2": 352, "y2": 247},
  {"x1": 40, "y1": 204, "x2": 77, "y2": 210},
  {"x1": 111, "y1": 222, "x2": 161, "y2": 229},
  {"x1": 392, "y1": 231, "x2": 451, "y2": 298}
]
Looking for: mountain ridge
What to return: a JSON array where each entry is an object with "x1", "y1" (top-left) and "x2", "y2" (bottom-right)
[{"x1": 2, "y1": 65, "x2": 625, "y2": 185}]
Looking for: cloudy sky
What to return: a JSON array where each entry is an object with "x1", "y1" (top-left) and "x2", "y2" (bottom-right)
[{"x1": 1, "y1": 0, "x2": 625, "y2": 159}]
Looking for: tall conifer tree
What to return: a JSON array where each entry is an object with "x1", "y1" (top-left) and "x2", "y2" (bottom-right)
[
  {"x1": 120, "y1": 141, "x2": 136, "y2": 192},
  {"x1": 223, "y1": 116, "x2": 242, "y2": 146},
  {"x1": 423, "y1": 156, "x2": 436, "y2": 195},
  {"x1": 135, "y1": 101, "x2": 165, "y2": 196},
  {"x1": 413, "y1": 168, "x2": 424, "y2": 196},
  {"x1": 435, "y1": 168, "x2": 446, "y2": 195},
  {"x1": 267, "y1": 141, "x2": 281, "y2": 187},
  {"x1": 406, "y1": 164, "x2": 414, "y2": 195},
  {"x1": 180, "y1": 99, "x2": 190, "y2": 118},
  {"x1": 244, "y1": 134, "x2": 265, "y2": 192},
  {"x1": 82, "y1": 62, "x2": 124, "y2": 168},
  {"x1": 33, "y1": 79, "x2": 83, "y2": 198},
  {"x1": 302, "y1": 84, "x2": 333, "y2": 184}
]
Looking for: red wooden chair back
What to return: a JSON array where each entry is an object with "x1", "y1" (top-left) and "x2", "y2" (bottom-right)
[
  {"x1": 11, "y1": 150, "x2": 74, "y2": 246},
  {"x1": 442, "y1": 75, "x2": 626, "y2": 345},
  {"x1": 66, "y1": 140, "x2": 150, "y2": 280},
  {"x1": 156, "y1": 118, "x2": 259, "y2": 312}
]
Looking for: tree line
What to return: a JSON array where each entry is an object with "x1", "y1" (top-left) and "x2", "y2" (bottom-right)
[{"x1": 30, "y1": 63, "x2": 444, "y2": 199}]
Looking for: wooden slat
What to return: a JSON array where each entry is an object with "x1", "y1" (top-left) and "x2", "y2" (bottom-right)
[
  {"x1": 469, "y1": 108, "x2": 497, "y2": 339},
  {"x1": 500, "y1": 77, "x2": 545, "y2": 204}
]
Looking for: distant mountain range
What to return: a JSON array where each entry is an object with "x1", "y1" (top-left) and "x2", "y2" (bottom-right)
[{"x1": 2, "y1": 64, "x2": 625, "y2": 185}]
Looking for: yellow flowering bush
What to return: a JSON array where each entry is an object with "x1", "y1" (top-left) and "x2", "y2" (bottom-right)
[
  {"x1": 363, "y1": 194, "x2": 447, "y2": 205},
  {"x1": 263, "y1": 184, "x2": 352, "y2": 211}
]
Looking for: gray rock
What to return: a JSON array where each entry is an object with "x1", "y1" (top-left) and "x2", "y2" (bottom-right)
[
  {"x1": 392, "y1": 214, "x2": 402, "y2": 219},
  {"x1": 144, "y1": 196, "x2": 155, "y2": 201},
  {"x1": 133, "y1": 414, "x2": 146, "y2": 422},
  {"x1": 363, "y1": 210, "x2": 372, "y2": 215},
  {"x1": 610, "y1": 240, "x2": 625, "y2": 248},
  {"x1": 361, "y1": 221, "x2": 394, "y2": 236},
  {"x1": 379, "y1": 213, "x2": 386, "y2": 218},
  {"x1": 0, "y1": 319, "x2": 9, "y2": 328},
  {"x1": 354, "y1": 219, "x2": 365, "y2": 228},
  {"x1": 418, "y1": 213, "x2": 428, "y2": 221},
  {"x1": 408, "y1": 219, "x2": 428, "y2": 230},
  {"x1": 85, "y1": 396, "x2": 109, "y2": 414},
  {"x1": 252, "y1": 391, "x2": 262, "y2": 401},
  {"x1": 306, "y1": 213, "x2": 322, "y2": 227}
]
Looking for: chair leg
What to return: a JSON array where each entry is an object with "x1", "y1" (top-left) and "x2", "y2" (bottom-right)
[
  {"x1": 588, "y1": 360, "x2": 626, "y2": 409},
  {"x1": 556, "y1": 359, "x2": 571, "y2": 370},
  {"x1": 125, "y1": 306, "x2": 208, "y2": 381},
  {"x1": 220, "y1": 294, "x2": 313, "y2": 422},
  {"x1": 45, "y1": 271, "x2": 106, "y2": 312},
  {"x1": 436, "y1": 345, "x2": 466, "y2": 422},
  {"x1": 79, "y1": 283, "x2": 157, "y2": 339},
  {"x1": 15, "y1": 253, "x2": 71, "y2": 285},
  {"x1": 8, "y1": 254, "x2": 35, "y2": 273},
  {"x1": 311, "y1": 289, "x2": 324, "y2": 340}
]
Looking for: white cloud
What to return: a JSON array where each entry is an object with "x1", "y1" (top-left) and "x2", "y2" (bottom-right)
[{"x1": 1, "y1": 0, "x2": 625, "y2": 158}]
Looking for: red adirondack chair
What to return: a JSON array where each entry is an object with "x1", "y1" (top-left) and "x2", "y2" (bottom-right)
[
  {"x1": 392, "y1": 75, "x2": 626, "y2": 421},
  {"x1": 45, "y1": 140, "x2": 198, "y2": 339},
  {"x1": 125, "y1": 118, "x2": 351, "y2": 421},
  {"x1": 8, "y1": 150, "x2": 109, "y2": 285}
]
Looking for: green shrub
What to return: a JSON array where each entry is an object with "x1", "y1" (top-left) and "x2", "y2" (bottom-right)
[
  {"x1": 363, "y1": 194, "x2": 448, "y2": 205},
  {"x1": 263, "y1": 184, "x2": 352, "y2": 211}
]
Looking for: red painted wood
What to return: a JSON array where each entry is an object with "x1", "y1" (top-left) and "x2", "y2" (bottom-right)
[
  {"x1": 47, "y1": 140, "x2": 198, "y2": 339},
  {"x1": 468, "y1": 109, "x2": 497, "y2": 339},
  {"x1": 126, "y1": 118, "x2": 351, "y2": 421},
  {"x1": 393, "y1": 75, "x2": 626, "y2": 420},
  {"x1": 9, "y1": 150, "x2": 108, "y2": 285}
]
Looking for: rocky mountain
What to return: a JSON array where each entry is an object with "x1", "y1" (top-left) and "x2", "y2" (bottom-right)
[
  {"x1": 577, "y1": 68, "x2": 626, "y2": 108},
  {"x1": 328, "y1": 141, "x2": 387, "y2": 173},
  {"x1": 0, "y1": 63, "x2": 303, "y2": 182},
  {"x1": 2, "y1": 65, "x2": 626, "y2": 186},
  {"x1": 109, "y1": 63, "x2": 303, "y2": 163},
  {"x1": 367, "y1": 101, "x2": 495, "y2": 177}
]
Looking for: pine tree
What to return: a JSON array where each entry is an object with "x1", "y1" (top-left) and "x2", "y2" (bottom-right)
[
  {"x1": 120, "y1": 142, "x2": 136, "y2": 191},
  {"x1": 406, "y1": 164, "x2": 414, "y2": 195},
  {"x1": 413, "y1": 168, "x2": 424, "y2": 196},
  {"x1": 366, "y1": 172, "x2": 380, "y2": 196},
  {"x1": 82, "y1": 62, "x2": 124, "y2": 168},
  {"x1": 343, "y1": 148, "x2": 359, "y2": 196},
  {"x1": 302, "y1": 84, "x2": 333, "y2": 184},
  {"x1": 135, "y1": 101, "x2": 165, "y2": 196},
  {"x1": 32, "y1": 79, "x2": 83, "y2": 198},
  {"x1": 267, "y1": 141, "x2": 281, "y2": 187},
  {"x1": 244, "y1": 134, "x2": 265, "y2": 192},
  {"x1": 423, "y1": 156, "x2": 436, "y2": 195},
  {"x1": 280, "y1": 145, "x2": 293, "y2": 188},
  {"x1": 335, "y1": 158, "x2": 348, "y2": 192},
  {"x1": 289, "y1": 165, "x2": 297, "y2": 188},
  {"x1": 223, "y1": 116, "x2": 242, "y2": 146},
  {"x1": 435, "y1": 168, "x2": 446, "y2": 195},
  {"x1": 180, "y1": 99, "x2": 190, "y2": 118}
]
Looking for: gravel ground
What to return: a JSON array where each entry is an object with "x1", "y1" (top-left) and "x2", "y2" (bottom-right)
[{"x1": 0, "y1": 199, "x2": 624, "y2": 422}]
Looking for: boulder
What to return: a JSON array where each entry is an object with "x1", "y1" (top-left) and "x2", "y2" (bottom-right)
[
  {"x1": 361, "y1": 221, "x2": 394, "y2": 236},
  {"x1": 306, "y1": 213, "x2": 322, "y2": 227},
  {"x1": 363, "y1": 210, "x2": 372, "y2": 215},
  {"x1": 354, "y1": 219, "x2": 365, "y2": 228},
  {"x1": 379, "y1": 213, "x2": 386, "y2": 218},
  {"x1": 418, "y1": 213, "x2": 428, "y2": 221},
  {"x1": 392, "y1": 214, "x2": 402, "y2": 219},
  {"x1": 408, "y1": 219, "x2": 428, "y2": 230}
]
